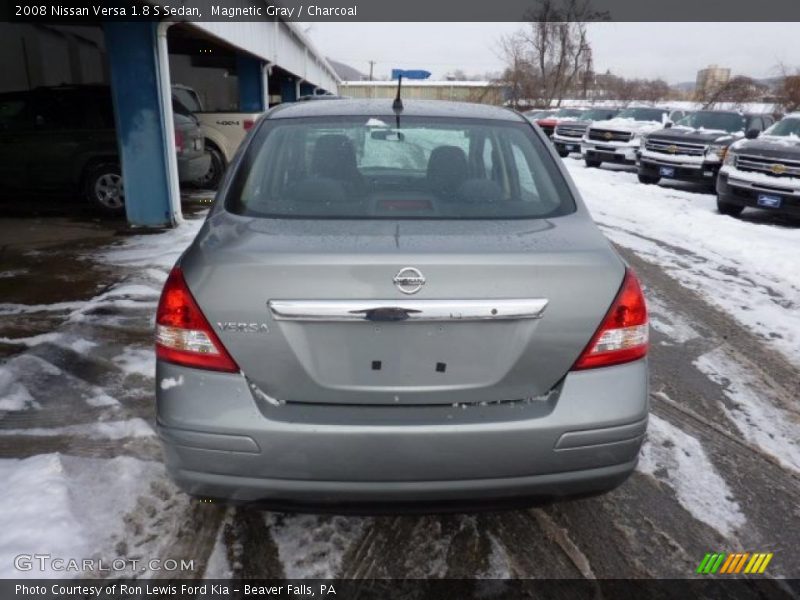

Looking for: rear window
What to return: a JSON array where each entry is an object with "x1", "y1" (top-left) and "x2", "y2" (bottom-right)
[{"x1": 227, "y1": 116, "x2": 575, "y2": 219}]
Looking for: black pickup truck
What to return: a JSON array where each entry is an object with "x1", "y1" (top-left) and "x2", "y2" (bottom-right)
[
  {"x1": 717, "y1": 114, "x2": 800, "y2": 218},
  {"x1": 637, "y1": 111, "x2": 775, "y2": 189}
]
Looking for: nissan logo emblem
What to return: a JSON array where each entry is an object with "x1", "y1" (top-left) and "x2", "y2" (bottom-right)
[{"x1": 393, "y1": 267, "x2": 426, "y2": 295}]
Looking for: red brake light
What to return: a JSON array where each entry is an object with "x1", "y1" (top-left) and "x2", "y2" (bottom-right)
[
  {"x1": 155, "y1": 267, "x2": 239, "y2": 373},
  {"x1": 243, "y1": 119, "x2": 255, "y2": 131},
  {"x1": 174, "y1": 129, "x2": 185, "y2": 153},
  {"x1": 572, "y1": 269, "x2": 649, "y2": 370}
]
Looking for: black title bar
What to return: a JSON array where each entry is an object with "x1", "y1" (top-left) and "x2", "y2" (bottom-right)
[{"x1": 4, "y1": 0, "x2": 800, "y2": 22}]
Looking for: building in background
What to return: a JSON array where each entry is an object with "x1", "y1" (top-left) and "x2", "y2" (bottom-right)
[
  {"x1": 696, "y1": 64, "x2": 731, "y2": 97},
  {"x1": 339, "y1": 80, "x2": 508, "y2": 105}
]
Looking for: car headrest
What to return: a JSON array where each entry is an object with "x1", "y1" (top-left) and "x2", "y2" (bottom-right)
[
  {"x1": 427, "y1": 146, "x2": 469, "y2": 198},
  {"x1": 311, "y1": 134, "x2": 361, "y2": 183}
]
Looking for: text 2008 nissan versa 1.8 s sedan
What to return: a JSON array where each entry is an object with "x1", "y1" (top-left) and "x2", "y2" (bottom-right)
[{"x1": 155, "y1": 99, "x2": 649, "y2": 509}]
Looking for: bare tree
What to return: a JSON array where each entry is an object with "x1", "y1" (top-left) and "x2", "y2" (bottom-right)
[
  {"x1": 497, "y1": 0, "x2": 604, "y2": 108},
  {"x1": 699, "y1": 76, "x2": 768, "y2": 109},
  {"x1": 774, "y1": 64, "x2": 800, "y2": 113},
  {"x1": 498, "y1": 31, "x2": 534, "y2": 108}
]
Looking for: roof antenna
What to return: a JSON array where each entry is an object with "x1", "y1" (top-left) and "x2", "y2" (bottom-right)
[{"x1": 393, "y1": 75, "x2": 403, "y2": 112}]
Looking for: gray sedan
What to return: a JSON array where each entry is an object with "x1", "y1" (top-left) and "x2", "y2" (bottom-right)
[{"x1": 155, "y1": 99, "x2": 649, "y2": 509}]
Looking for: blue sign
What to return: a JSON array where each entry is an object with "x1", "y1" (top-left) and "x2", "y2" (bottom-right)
[{"x1": 391, "y1": 69, "x2": 432, "y2": 80}]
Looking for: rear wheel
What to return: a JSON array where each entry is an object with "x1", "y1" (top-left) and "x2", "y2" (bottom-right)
[
  {"x1": 84, "y1": 163, "x2": 125, "y2": 215},
  {"x1": 585, "y1": 157, "x2": 602, "y2": 168},
  {"x1": 194, "y1": 145, "x2": 225, "y2": 189},
  {"x1": 717, "y1": 196, "x2": 744, "y2": 217},
  {"x1": 637, "y1": 172, "x2": 660, "y2": 185},
  {"x1": 556, "y1": 147, "x2": 570, "y2": 158}
]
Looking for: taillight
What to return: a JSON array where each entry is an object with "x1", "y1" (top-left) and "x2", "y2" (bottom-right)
[
  {"x1": 155, "y1": 267, "x2": 239, "y2": 373},
  {"x1": 572, "y1": 269, "x2": 648, "y2": 370},
  {"x1": 174, "y1": 129, "x2": 185, "y2": 154},
  {"x1": 243, "y1": 119, "x2": 255, "y2": 131}
]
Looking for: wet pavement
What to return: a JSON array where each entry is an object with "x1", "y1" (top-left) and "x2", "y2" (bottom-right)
[{"x1": 0, "y1": 189, "x2": 798, "y2": 581}]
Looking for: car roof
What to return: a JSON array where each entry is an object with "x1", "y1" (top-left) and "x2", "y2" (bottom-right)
[{"x1": 267, "y1": 99, "x2": 525, "y2": 122}]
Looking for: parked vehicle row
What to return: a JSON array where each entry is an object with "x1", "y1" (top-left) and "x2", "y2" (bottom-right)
[
  {"x1": 0, "y1": 85, "x2": 207, "y2": 214},
  {"x1": 172, "y1": 84, "x2": 261, "y2": 189},
  {"x1": 527, "y1": 105, "x2": 797, "y2": 219}
]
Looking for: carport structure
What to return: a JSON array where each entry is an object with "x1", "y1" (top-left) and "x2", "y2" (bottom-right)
[{"x1": 103, "y1": 20, "x2": 339, "y2": 228}]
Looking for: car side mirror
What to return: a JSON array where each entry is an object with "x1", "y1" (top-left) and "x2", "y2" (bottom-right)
[
  {"x1": 745, "y1": 129, "x2": 760, "y2": 140},
  {"x1": 664, "y1": 122, "x2": 673, "y2": 129}
]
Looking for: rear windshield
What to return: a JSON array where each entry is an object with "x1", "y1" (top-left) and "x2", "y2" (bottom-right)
[{"x1": 227, "y1": 116, "x2": 575, "y2": 219}]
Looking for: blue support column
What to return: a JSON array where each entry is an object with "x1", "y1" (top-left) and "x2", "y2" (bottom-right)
[
  {"x1": 103, "y1": 22, "x2": 176, "y2": 227},
  {"x1": 280, "y1": 76, "x2": 297, "y2": 102},
  {"x1": 236, "y1": 54, "x2": 265, "y2": 112}
]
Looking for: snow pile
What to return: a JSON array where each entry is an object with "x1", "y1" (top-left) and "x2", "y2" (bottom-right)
[
  {"x1": 0, "y1": 454, "x2": 164, "y2": 578},
  {"x1": 97, "y1": 216, "x2": 206, "y2": 272},
  {"x1": 566, "y1": 159, "x2": 800, "y2": 365},
  {"x1": 638, "y1": 413, "x2": 746, "y2": 538}
]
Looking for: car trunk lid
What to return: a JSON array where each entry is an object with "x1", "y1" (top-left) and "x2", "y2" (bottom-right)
[{"x1": 182, "y1": 213, "x2": 624, "y2": 406}]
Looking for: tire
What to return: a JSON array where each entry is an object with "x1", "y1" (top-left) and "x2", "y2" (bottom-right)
[
  {"x1": 637, "y1": 172, "x2": 660, "y2": 185},
  {"x1": 193, "y1": 145, "x2": 226, "y2": 189},
  {"x1": 83, "y1": 162, "x2": 125, "y2": 215},
  {"x1": 717, "y1": 196, "x2": 744, "y2": 217},
  {"x1": 585, "y1": 158, "x2": 602, "y2": 168},
  {"x1": 556, "y1": 147, "x2": 570, "y2": 158}
]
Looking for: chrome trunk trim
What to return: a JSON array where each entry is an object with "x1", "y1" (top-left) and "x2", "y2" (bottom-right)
[{"x1": 268, "y1": 299, "x2": 549, "y2": 322}]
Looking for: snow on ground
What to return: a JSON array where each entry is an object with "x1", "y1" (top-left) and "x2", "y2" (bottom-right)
[
  {"x1": 638, "y1": 413, "x2": 746, "y2": 538},
  {"x1": 97, "y1": 217, "x2": 205, "y2": 272},
  {"x1": 0, "y1": 454, "x2": 165, "y2": 578},
  {"x1": 0, "y1": 364, "x2": 38, "y2": 411},
  {"x1": 483, "y1": 534, "x2": 513, "y2": 579},
  {"x1": 113, "y1": 346, "x2": 157, "y2": 379},
  {"x1": 565, "y1": 159, "x2": 800, "y2": 366},
  {"x1": 203, "y1": 509, "x2": 234, "y2": 579},
  {"x1": 264, "y1": 513, "x2": 369, "y2": 579},
  {"x1": 645, "y1": 293, "x2": 701, "y2": 346},
  {"x1": 1, "y1": 418, "x2": 154, "y2": 440},
  {"x1": 1, "y1": 214, "x2": 208, "y2": 579},
  {"x1": 694, "y1": 348, "x2": 800, "y2": 473}
]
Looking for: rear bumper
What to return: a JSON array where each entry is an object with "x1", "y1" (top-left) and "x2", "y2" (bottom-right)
[
  {"x1": 177, "y1": 152, "x2": 211, "y2": 183},
  {"x1": 156, "y1": 359, "x2": 648, "y2": 506}
]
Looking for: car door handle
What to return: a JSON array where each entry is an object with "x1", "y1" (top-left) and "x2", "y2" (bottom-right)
[{"x1": 267, "y1": 299, "x2": 549, "y2": 322}]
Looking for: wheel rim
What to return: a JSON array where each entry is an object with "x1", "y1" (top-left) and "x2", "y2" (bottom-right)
[
  {"x1": 197, "y1": 151, "x2": 220, "y2": 187},
  {"x1": 94, "y1": 173, "x2": 124, "y2": 209}
]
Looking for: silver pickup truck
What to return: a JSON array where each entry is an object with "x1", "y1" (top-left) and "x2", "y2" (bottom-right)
[{"x1": 172, "y1": 84, "x2": 263, "y2": 188}]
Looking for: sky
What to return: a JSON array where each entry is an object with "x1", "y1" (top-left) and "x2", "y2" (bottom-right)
[{"x1": 300, "y1": 22, "x2": 800, "y2": 84}]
